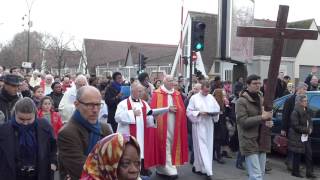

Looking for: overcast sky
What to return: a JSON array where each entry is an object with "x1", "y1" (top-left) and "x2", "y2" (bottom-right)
[{"x1": 0, "y1": 0, "x2": 319, "y2": 46}]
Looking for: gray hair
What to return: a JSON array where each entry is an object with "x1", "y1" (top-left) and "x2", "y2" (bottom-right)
[
  {"x1": 75, "y1": 74, "x2": 88, "y2": 84},
  {"x1": 13, "y1": 97, "x2": 37, "y2": 115},
  {"x1": 295, "y1": 94, "x2": 307, "y2": 104},
  {"x1": 296, "y1": 82, "x2": 308, "y2": 90}
]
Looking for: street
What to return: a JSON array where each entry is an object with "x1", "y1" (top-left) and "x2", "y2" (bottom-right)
[
  {"x1": 149, "y1": 154, "x2": 320, "y2": 180},
  {"x1": 54, "y1": 153, "x2": 320, "y2": 180}
]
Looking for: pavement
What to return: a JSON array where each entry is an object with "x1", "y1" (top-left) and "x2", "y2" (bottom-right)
[
  {"x1": 149, "y1": 154, "x2": 320, "y2": 180},
  {"x1": 54, "y1": 153, "x2": 320, "y2": 180}
]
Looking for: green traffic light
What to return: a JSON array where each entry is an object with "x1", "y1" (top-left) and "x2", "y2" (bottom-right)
[{"x1": 195, "y1": 43, "x2": 203, "y2": 50}]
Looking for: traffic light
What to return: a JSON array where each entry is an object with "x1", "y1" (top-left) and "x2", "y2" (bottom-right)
[
  {"x1": 191, "y1": 21, "x2": 206, "y2": 51},
  {"x1": 139, "y1": 53, "x2": 148, "y2": 70}
]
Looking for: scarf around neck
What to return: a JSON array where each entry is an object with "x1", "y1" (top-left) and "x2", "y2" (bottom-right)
[
  {"x1": 1, "y1": 88, "x2": 18, "y2": 102},
  {"x1": 73, "y1": 110, "x2": 102, "y2": 155},
  {"x1": 111, "y1": 81, "x2": 121, "y2": 92},
  {"x1": 11, "y1": 117, "x2": 38, "y2": 165}
]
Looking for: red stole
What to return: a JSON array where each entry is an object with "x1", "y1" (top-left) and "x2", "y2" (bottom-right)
[
  {"x1": 144, "y1": 88, "x2": 188, "y2": 168},
  {"x1": 126, "y1": 98, "x2": 147, "y2": 140}
]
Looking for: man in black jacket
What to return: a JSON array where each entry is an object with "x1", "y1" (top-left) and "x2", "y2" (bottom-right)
[
  {"x1": 104, "y1": 72, "x2": 123, "y2": 131},
  {"x1": 0, "y1": 74, "x2": 23, "y2": 124},
  {"x1": 281, "y1": 82, "x2": 308, "y2": 170}
]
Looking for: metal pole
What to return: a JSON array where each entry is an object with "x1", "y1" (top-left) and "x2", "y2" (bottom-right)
[
  {"x1": 25, "y1": 0, "x2": 35, "y2": 73},
  {"x1": 27, "y1": 18, "x2": 30, "y2": 63},
  {"x1": 188, "y1": 56, "x2": 192, "y2": 92}
]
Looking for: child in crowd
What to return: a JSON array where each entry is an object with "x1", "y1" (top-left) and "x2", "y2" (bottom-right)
[
  {"x1": 37, "y1": 96, "x2": 63, "y2": 138},
  {"x1": 32, "y1": 85, "x2": 44, "y2": 108}
]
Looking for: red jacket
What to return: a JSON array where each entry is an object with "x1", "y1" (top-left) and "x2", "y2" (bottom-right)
[{"x1": 37, "y1": 109, "x2": 63, "y2": 138}]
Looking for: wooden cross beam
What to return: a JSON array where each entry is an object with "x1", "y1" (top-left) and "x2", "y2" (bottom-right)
[{"x1": 237, "y1": 5, "x2": 318, "y2": 112}]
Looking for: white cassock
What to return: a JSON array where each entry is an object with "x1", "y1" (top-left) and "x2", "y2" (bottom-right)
[
  {"x1": 115, "y1": 96, "x2": 156, "y2": 159},
  {"x1": 156, "y1": 85, "x2": 177, "y2": 176},
  {"x1": 186, "y1": 93, "x2": 220, "y2": 176},
  {"x1": 44, "y1": 83, "x2": 53, "y2": 95}
]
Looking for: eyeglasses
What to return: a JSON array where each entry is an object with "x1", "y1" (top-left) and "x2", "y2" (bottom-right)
[
  {"x1": 78, "y1": 100, "x2": 103, "y2": 109},
  {"x1": 119, "y1": 160, "x2": 141, "y2": 169},
  {"x1": 251, "y1": 82, "x2": 261, "y2": 85}
]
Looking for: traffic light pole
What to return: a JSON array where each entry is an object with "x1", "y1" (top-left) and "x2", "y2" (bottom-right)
[{"x1": 188, "y1": 55, "x2": 193, "y2": 92}]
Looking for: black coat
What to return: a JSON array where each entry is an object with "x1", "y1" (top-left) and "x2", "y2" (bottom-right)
[
  {"x1": 282, "y1": 94, "x2": 296, "y2": 132},
  {"x1": 0, "y1": 119, "x2": 57, "y2": 180},
  {"x1": 48, "y1": 92, "x2": 64, "y2": 112},
  {"x1": 288, "y1": 105, "x2": 313, "y2": 154},
  {"x1": 0, "y1": 88, "x2": 20, "y2": 124},
  {"x1": 275, "y1": 78, "x2": 287, "y2": 99},
  {"x1": 104, "y1": 85, "x2": 121, "y2": 131}
]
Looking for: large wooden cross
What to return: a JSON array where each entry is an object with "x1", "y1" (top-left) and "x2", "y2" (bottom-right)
[
  {"x1": 237, "y1": 5, "x2": 318, "y2": 149},
  {"x1": 237, "y1": 5, "x2": 318, "y2": 112}
]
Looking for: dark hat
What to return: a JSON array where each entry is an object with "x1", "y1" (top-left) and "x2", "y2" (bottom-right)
[{"x1": 3, "y1": 74, "x2": 23, "y2": 86}]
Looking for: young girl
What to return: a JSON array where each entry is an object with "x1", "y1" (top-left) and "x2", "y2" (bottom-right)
[
  {"x1": 32, "y1": 85, "x2": 44, "y2": 108},
  {"x1": 37, "y1": 96, "x2": 63, "y2": 138}
]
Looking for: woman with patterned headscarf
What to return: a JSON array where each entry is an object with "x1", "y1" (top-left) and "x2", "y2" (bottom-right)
[{"x1": 81, "y1": 133, "x2": 143, "y2": 180}]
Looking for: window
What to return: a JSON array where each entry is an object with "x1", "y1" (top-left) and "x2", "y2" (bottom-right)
[
  {"x1": 214, "y1": 61, "x2": 220, "y2": 73},
  {"x1": 308, "y1": 95, "x2": 320, "y2": 118}
]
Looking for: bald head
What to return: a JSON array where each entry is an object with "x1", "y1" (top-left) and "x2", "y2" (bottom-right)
[
  {"x1": 75, "y1": 86, "x2": 102, "y2": 124},
  {"x1": 76, "y1": 86, "x2": 101, "y2": 100}
]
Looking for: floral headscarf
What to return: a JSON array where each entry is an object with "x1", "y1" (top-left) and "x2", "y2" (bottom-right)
[{"x1": 80, "y1": 133, "x2": 140, "y2": 180}]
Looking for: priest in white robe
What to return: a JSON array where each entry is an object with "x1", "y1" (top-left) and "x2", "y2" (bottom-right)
[
  {"x1": 115, "y1": 82, "x2": 156, "y2": 176},
  {"x1": 187, "y1": 81, "x2": 220, "y2": 180}
]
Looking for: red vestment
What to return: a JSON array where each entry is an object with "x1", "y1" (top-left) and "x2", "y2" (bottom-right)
[{"x1": 144, "y1": 88, "x2": 188, "y2": 168}]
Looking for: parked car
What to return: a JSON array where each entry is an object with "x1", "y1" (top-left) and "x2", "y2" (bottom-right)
[{"x1": 272, "y1": 91, "x2": 320, "y2": 157}]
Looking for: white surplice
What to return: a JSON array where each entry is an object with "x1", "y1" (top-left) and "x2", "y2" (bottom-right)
[
  {"x1": 115, "y1": 96, "x2": 155, "y2": 159},
  {"x1": 155, "y1": 85, "x2": 178, "y2": 176},
  {"x1": 186, "y1": 92, "x2": 220, "y2": 176}
]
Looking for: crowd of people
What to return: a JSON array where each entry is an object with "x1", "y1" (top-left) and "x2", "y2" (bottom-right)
[{"x1": 0, "y1": 64, "x2": 318, "y2": 180}]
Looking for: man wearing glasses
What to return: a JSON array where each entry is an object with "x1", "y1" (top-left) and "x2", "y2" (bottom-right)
[
  {"x1": 57, "y1": 86, "x2": 113, "y2": 180},
  {"x1": 59, "y1": 74, "x2": 109, "y2": 124},
  {"x1": 236, "y1": 74, "x2": 273, "y2": 180}
]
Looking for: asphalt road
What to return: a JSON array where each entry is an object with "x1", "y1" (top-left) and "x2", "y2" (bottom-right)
[
  {"x1": 54, "y1": 153, "x2": 320, "y2": 180},
  {"x1": 148, "y1": 154, "x2": 320, "y2": 180}
]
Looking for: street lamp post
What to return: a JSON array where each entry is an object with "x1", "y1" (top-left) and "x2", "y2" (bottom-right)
[{"x1": 24, "y1": 0, "x2": 35, "y2": 73}]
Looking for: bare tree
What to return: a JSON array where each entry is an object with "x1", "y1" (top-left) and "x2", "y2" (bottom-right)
[
  {"x1": 48, "y1": 33, "x2": 73, "y2": 76},
  {"x1": 0, "y1": 31, "x2": 45, "y2": 69}
]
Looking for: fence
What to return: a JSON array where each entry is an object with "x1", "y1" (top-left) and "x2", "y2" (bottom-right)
[{"x1": 95, "y1": 65, "x2": 172, "y2": 80}]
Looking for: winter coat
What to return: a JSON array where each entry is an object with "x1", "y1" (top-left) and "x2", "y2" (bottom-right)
[
  {"x1": 48, "y1": 92, "x2": 64, "y2": 112},
  {"x1": 236, "y1": 90, "x2": 271, "y2": 156},
  {"x1": 281, "y1": 94, "x2": 296, "y2": 132},
  {"x1": 0, "y1": 119, "x2": 57, "y2": 180},
  {"x1": 57, "y1": 118, "x2": 113, "y2": 180},
  {"x1": 37, "y1": 109, "x2": 63, "y2": 138},
  {"x1": 104, "y1": 85, "x2": 121, "y2": 131},
  {"x1": 288, "y1": 104, "x2": 313, "y2": 153},
  {"x1": 0, "y1": 88, "x2": 21, "y2": 124}
]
